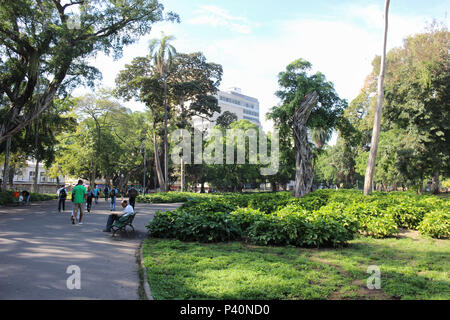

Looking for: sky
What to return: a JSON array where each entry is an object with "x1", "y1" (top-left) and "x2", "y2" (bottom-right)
[{"x1": 75, "y1": 0, "x2": 449, "y2": 143}]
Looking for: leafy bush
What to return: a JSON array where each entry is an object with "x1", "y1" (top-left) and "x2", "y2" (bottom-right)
[
  {"x1": 147, "y1": 209, "x2": 241, "y2": 243},
  {"x1": 0, "y1": 191, "x2": 14, "y2": 205},
  {"x1": 247, "y1": 203, "x2": 359, "y2": 248},
  {"x1": 0, "y1": 191, "x2": 57, "y2": 205},
  {"x1": 386, "y1": 203, "x2": 427, "y2": 230},
  {"x1": 230, "y1": 207, "x2": 266, "y2": 232},
  {"x1": 178, "y1": 198, "x2": 237, "y2": 215},
  {"x1": 418, "y1": 210, "x2": 450, "y2": 239},
  {"x1": 344, "y1": 202, "x2": 398, "y2": 238},
  {"x1": 145, "y1": 189, "x2": 449, "y2": 245}
]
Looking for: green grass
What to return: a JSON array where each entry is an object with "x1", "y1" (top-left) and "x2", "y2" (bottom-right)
[{"x1": 143, "y1": 231, "x2": 449, "y2": 300}]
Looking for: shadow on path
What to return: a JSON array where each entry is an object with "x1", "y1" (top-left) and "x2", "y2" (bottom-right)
[{"x1": 0, "y1": 199, "x2": 181, "y2": 300}]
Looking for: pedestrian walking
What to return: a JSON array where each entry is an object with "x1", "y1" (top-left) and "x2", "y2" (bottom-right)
[
  {"x1": 86, "y1": 186, "x2": 94, "y2": 213},
  {"x1": 57, "y1": 185, "x2": 67, "y2": 212},
  {"x1": 71, "y1": 180, "x2": 87, "y2": 225},
  {"x1": 104, "y1": 185, "x2": 109, "y2": 201},
  {"x1": 94, "y1": 185, "x2": 100, "y2": 204},
  {"x1": 109, "y1": 186, "x2": 118, "y2": 211},
  {"x1": 127, "y1": 185, "x2": 138, "y2": 209}
]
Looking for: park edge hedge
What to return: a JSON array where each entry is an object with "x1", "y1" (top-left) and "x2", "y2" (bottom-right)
[
  {"x1": 0, "y1": 191, "x2": 58, "y2": 205},
  {"x1": 145, "y1": 190, "x2": 450, "y2": 245}
]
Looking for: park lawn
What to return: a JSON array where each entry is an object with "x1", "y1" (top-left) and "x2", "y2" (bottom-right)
[{"x1": 142, "y1": 232, "x2": 449, "y2": 300}]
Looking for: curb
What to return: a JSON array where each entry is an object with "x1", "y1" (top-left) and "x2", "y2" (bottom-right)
[{"x1": 139, "y1": 240, "x2": 154, "y2": 300}]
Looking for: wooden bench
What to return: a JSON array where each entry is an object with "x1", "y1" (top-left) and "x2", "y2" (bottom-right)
[{"x1": 111, "y1": 212, "x2": 137, "y2": 237}]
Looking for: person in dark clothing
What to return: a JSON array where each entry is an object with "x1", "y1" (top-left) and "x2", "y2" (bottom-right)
[
  {"x1": 86, "y1": 186, "x2": 94, "y2": 213},
  {"x1": 127, "y1": 185, "x2": 138, "y2": 209},
  {"x1": 57, "y1": 185, "x2": 67, "y2": 212},
  {"x1": 22, "y1": 190, "x2": 30, "y2": 206}
]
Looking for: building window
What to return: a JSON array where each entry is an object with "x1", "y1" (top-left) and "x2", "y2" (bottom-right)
[
  {"x1": 243, "y1": 116, "x2": 260, "y2": 123},
  {"x1": 243, "y1": 109, "x2": 259, "y2": 117}
]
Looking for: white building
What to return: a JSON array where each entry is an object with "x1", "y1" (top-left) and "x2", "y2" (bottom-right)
[
  {"x1": 193, "y1": 87, "x2": 261, "y2": 131},
  {"x1": 1, "y1": 160, "x2": 65, "y2": 193}
]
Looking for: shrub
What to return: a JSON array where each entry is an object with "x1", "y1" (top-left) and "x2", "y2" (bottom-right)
[
  {"x1": 230, "y1": 207, "x2": 266, "y2": 232},
  {"x1": 0, "y1": 191, "x2": 14, "y2": 205},
  {"x1": 0, "y1": 191, "x2": 57, "y2": 205},
  {"x1": 386, "y1": 203, "x2": 427, "y2": 230},
  {"x1": 178, "y1": 198, "x2": 237, "y2": 215},
  {"x1": 146, "y1": 210, "x2": 179, "y2": 239},
  {"x1": 344, "y1": 202, "x2": 398, "y2": 238},
  {"x1": 247, "y1": 203, "x2": 359, "y2": 248},
  {"x1": 147, "y1": 210, "x2": 241, "y2": 243},
  {"x1": 418, "y1": 210, "x2": 450, "y2": 239}
]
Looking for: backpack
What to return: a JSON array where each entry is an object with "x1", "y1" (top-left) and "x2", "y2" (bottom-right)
[
  {"x1": 60, "y1": 189, "x2": 67, "y2": 199},
  {"x1": 111, "y1": 189, "x2": 116, "y2": 197}
]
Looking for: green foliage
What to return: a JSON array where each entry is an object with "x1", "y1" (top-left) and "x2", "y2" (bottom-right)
[
  {"x1": 418, "y1": 210, "x2": 450, "y2": 239},
  {"x1": 251, "y1": 202, "x2": 360, "y2": 247},
  {"x1": 0, "y1": 191, "x2": 57, "y2": 205},
  {"x1": 0, "y1": 0, "x2": 176, "y2": 143},
  {"x1": 145, "y1": 189, "x2": 449, "y2": 246},
  {"x1": 343, "y1": 202, "x2": 398, "y2": 238},
  {"x1": 386, "y1": 203, "x2": 427, "y2": 230}
]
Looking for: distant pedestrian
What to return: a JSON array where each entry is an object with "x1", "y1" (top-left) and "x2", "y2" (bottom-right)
[
  {"x1": 104, "y1": 186, "x2": 110, "y2": 201},
  {"x1": 94, "y1": 185, "x2": 100, "y2": 204},
  {"x1": 127, "y1": 185, "x2": 138, "y2": 209},
  {"x1": 72, "y1": 180, "x2": 87, "y2": 225},
  {"x1": 86, "y1": 186, "x2": 94, "y2": 213},
  {"x1": 22, "y1": 190, "x2": 30, "y2": 206},
  {"x1": 109, "y1": 186, "x2": 118, "y2": 211},
  {"x1": 57, "y1": 185, "x2": 67, "y2": 212}
]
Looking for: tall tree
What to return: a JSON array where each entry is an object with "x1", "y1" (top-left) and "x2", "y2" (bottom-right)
[
  {"x1": 148, "y1": 33, "x2": 177, "y2": 192},
  {"x1": 267, "y1": 59, "x2": 347, "y2": 198},
  {"x1": 363, "y1": 0, "x2": 390, "y2": 195},
  {"x1": 169, "y1": 52, "x2": 222, "y2": 191},
  {"x1": 0, "y1": 0, "x2": 178, "y2": 144},
  {"x1": 115, "y1": 56, "x2": 169, "y2": 190},
  {"x1": 384, "y1": 24, "x2": 450, "y2": 194}
]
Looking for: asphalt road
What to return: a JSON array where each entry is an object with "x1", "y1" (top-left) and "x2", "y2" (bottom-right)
[{"x1": 0, "y1": 198, "x2": 181, "y2": 300}]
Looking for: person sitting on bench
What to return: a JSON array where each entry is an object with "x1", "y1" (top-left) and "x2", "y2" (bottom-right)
[{"x1": 102, "y1": 200, "x2": 134, "y2": 233}]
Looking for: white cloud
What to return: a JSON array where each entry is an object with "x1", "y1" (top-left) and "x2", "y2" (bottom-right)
[
  {"x1": 78, "y1": 2, "x2": 441, "y2": 137},
  {"x1": 187, "y1": 5, "x2": 256, "y2": 34}
]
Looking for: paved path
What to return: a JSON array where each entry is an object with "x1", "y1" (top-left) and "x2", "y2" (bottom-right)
[{"x1": 0, "y1": 199, "x2": 181, "y2": 299}]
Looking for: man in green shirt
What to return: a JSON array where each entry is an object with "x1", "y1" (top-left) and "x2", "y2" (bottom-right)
[{"x1": 72, "y1": 179, "x2": 87, "y2": 225}]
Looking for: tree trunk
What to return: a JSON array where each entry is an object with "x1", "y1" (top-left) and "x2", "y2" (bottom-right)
[
  {"x1": 2, "y1": 136, "x2": 12, "y2": 191},
  {"x1": 271, "y1": 182, "x2": 278, "y2": 192},
  {"x1": 418, "y1": 175, "x2": 424, "y2": 195},
  {"x1": 364, "y1": 0, "x2": 390, "y2": 196},
  {"x1": 33, "y1": 160, "x2": 40, "y2": 193},
  {"x1": 293, "y1": 91, "x2": 319, "y2": 198},
  {"x1": 163, "y1": 78, "x2": 169, "y2": 192},
  {"x1": 431, "y1": 170, "x2": 440, "y2": 194},
  {"x1": 153, "y1": 133, "x2": 165, "y2": 190},
  {"x1": 33, "y1": 117, "x2": 40, "y2": 193},
  {"x1": 180, "y1": 97, "x2": 186, "y2": 192},
  {"x1": 200, "y1": 182, "x2": 205, "y2": 193},
  {"x1": 8, "y1": 165, "x2": 15, "y2": 189},
  {"x1": 181, "y1": 158, "x2": 185, "y2": 192}
]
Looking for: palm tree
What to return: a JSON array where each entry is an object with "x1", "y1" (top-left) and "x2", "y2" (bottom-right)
[
  {"x1": 310, "y1": 127, "x2": 331, "y2": 150},
  {"x1": 364, "y1": 0, "x2": 390, "y2": 195},
  {"x1": 149, "y1": 33, "x2": 177, "y2": 192}
]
